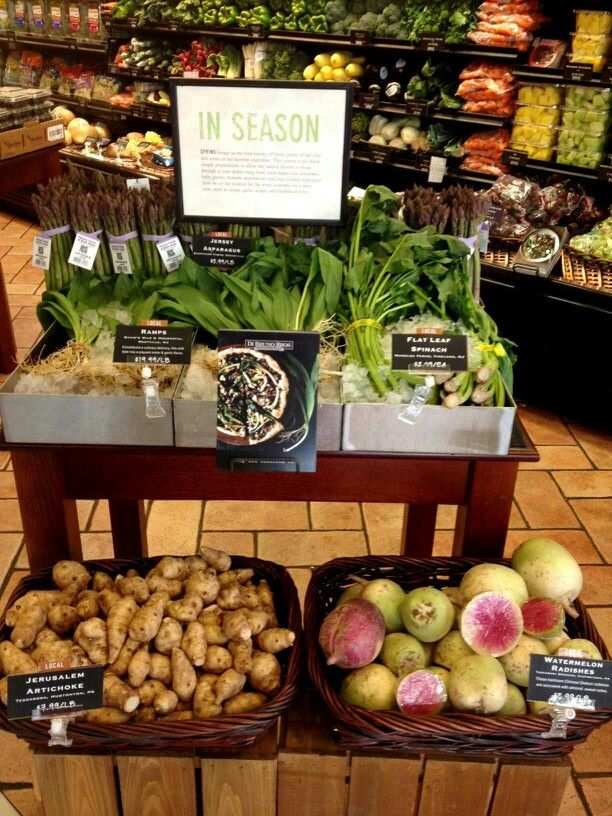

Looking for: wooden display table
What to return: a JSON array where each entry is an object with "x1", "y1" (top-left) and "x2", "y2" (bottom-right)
[
  {"x1": 29, "y1": 695, "x2": 570, "y2": 816},
  {"x1": 2, "y1": 421, "x2": 538, "y2": 571},
  {"x1": 0, "y1": 144, "x2": 62, "y2": 373}
]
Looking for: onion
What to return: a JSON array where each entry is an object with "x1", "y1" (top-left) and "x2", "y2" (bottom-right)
[
  {"x1": 67, "y1": 118, "x2": 91, "y2": 145},
  {"x1": 51, "y1": 105, "x2": 75, "y2": 126}
]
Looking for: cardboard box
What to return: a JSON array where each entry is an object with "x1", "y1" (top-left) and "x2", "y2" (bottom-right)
[{"x1": 0, "y1": 118, "x2": 64, "y2": 160}]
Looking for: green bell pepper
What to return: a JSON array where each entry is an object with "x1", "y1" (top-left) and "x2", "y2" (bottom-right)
[
  {"x1": 249, "y1": 5, "x2": 271, "y2": 25},
  {"x1": 202, "y1": 8, "x2": 218, "y2": 24},
  {"x1": 297, "y1": 14, "x2": 311, "y2": 31},
  {"x1": 236, "y1": 9, "x2": 251, "y2": 25},
  {"x1": 283, "y1": 12, "x2": 297, "y2": 29},
  {"x1": 291, "y1": 0, "x2": 306, "y2": 16},
  {"x1": 309, "y1": 13, "x2": 327, "y2": 31},
  {"x1": 218, "y1": 5, "x2": 238, "y2": 25},
  {"x1": 269, "y1": 11, "x2": 285, "y2": 29}
]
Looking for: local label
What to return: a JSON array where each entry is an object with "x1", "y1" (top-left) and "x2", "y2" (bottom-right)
[
  {"x1": 113, "y1": 325, "x2": 192, "y2": 365},
  {"x1": 68, "y1": 232, "x2": 100, "y2": 271},
  {"x1": 156, "y1": 236, "x2": 185, "y2": 272},
  {"x1": 527, "y1": 654, "x2": 612, "y2": 711},
  {"x1": 502, "y1": 148, "x2": 529, "y2": 167},
  {"x1": 31, "y1": 236, "x2": 51, "y2": 270},
  {"x1": 7, "y1": 666, "x2": 104, "y2": 720},
  {"x1": 126, "y1": 177, "x2": 151, "y2": 191},
  {"x1": 192, "y1": 234, "x2": 252, "y2": 268},
  {"x1": 428, "y1": 155, "x2": 447, "y2": 184},
  {"x1": 110, "y1": 242, "x2": 133, "y2": 275},
  {"x1": 563, "y1": 62, "x2": 593, "y2": 82},
  {"x1": 391, "y1": 333, "x2": 468, "y2": 372}
]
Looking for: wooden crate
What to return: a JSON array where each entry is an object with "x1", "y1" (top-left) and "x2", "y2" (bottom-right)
[{"x1": 29, "y1": 706, "x2": 571, "y2": 816}]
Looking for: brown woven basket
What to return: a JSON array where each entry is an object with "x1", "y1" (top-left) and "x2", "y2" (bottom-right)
[
  {"x1": 562, "y1": 248, "x2": 612, "y2": 293},
  {"x1": 0, "y1": 556, "x2": 303, "y2": 751},
  {"x1": 305, "y1": 556, "x2": 611, "y2": 757}
]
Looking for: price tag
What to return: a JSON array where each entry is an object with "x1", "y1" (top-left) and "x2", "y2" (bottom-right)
[
  {"x1": 414, "y1": 152, "x2": 432, "y2": 172},
  {"x1": 192, "y1": 234, "x2": 252, "y2": 268},
  {"x1": 602, "y1": 63, "x2": 612, "y2": 87},
  {"x1": 157, "y1": 236, "x2": 185, "y2": 272},
  {"x1": 563, "y1": 62, "x2": 593, "y2": 82},
  {"x1": 598, "y1": 164, "x2": 612, "y2": 183},
  {"x1": 7, "y1": 665, "x2": 104, "y2": 720},
  {"x1": 46, "y1": 123, "x2": 64, "y2": 142},
  {"x1": 405, "y1": 99, "x2": 428, "y2": 117},
  {"x1": 478, "y1": 222, "x2": 490, "y2": 254},
  {"x1": 359, "y1": 89, "x2": 379, "y2": 110},
  {"x1": 68, "y1": 232, "x2": 100, "y2": 271},
  {"x1": 168, "y1": 22, "x2": 179, "y2": 31},
  {"x1": 126, "y1": 177, "x2": 151, "y2": 191},
  {"x1": 183, "y1": 70, "x2": 199, "y2": 78},
  {"x1": 248, "y1": 24, "x2": 267, "y2": 39},
  {"x1": 527, "y1": 654, "x2": 612, "y2": 711},
  {"x1": 428, "y1": 155, "x2": 447, "y2": 183},
  {"x1": 31, "y1": 235, "x2": 51, "y2": 270},
  {"x1": 391, "y1": 333, "x2": 468, "y2": 373},
  {"x1": 109, "y1": 64, "x2": 118, "y2": 74},
  {"x1": 110, "y1": 242, "x2": 133, "y2": 275},
  {"x1": 113, "y1": 325, "x2": 192, "y2": 365},
  {"x1": 419, "y1": 35, "x2": 445, "y2": 51},
  {"x1": 502, "y1": 148, "x2": 529, "y2": 167},
  {"x1": 370, "y1": 145, "x2": 390, "y2": 164},
  {"x1": 513, "y1": 262, "x2": 539, "y2": 276},
  {"x1": 350, "y1": 29, "x2": 370, "y2": 46}
]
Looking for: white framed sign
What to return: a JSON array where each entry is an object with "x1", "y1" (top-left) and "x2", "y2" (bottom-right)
[{"x1": 170, "y1": 79, "x2": 353, "y2": 226}]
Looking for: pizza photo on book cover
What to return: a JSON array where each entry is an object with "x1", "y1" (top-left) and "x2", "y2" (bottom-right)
[{"x1": 216, "y1": 330, "x2": 319, "y2": 472}]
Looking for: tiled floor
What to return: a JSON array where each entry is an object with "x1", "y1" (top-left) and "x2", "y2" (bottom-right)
[{"x1": 1, "y1": 212, "x2": 611, "y2": 816}]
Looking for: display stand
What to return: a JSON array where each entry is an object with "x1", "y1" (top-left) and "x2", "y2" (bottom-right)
[
  {"x1": 1, "y1": 421, "x2": 537, "y2": 571},
  {"x1": 28, "y1": 694, "x2": 571, "y2": 816}
]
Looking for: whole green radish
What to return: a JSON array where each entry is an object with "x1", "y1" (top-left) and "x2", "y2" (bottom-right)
[
  {"x1": 361, "y1": 579, "x2": 406, "y2": 633},
  {"x1": 400, "y1": 587, "x2": 454, "y2": 642},
  {"x1": 511, "y1": 538, "x2": 583, "y2": 617}
]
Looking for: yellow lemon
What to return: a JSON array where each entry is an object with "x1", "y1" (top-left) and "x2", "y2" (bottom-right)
[
  {"x1": 314, "y1": 71, "x2": 325, "y2": 82},
  {"x1": 303, "y1": 64, "x2": 318, "y2": 80},
  {"x1": 331, "y1": 67, "x2": 347, "y2": 81},
  {"x1": 330, "y1": 51, "x2": 351, "y2": 68},
  {"x1": 314, "y1": 53, "x2": 331, "y2": 68},
  {"x1": 320, "y1": 65, "x2": 333, "y2": 79},
  {"x1": 345, "y1": 63, "x2": 364, "y2": 78}
]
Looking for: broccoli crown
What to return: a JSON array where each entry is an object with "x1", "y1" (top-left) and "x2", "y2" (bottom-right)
[
  {"x1": 324, "y1": 0, "x2": 347, "y2": 24},
  {"x1": 356, "y1": 11, "x2": 378, "y2": 29},
  {"x1": 350, "y1": 0, "x2": 366, "y2": 17},
  {"x1": 381, "y1": 3, "x2": 401, "y2": 22}
]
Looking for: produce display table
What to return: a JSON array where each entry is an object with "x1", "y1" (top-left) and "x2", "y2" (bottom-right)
[
  {"x1": 0, "y1": 144, "x2": 62, "y2": 374},
  {"x1": 1, "y1": 421, "x2": 537, "y2": 571}
]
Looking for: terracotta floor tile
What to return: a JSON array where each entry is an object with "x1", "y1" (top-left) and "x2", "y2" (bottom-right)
[
  {"x1": 519, "y1": 406, "x2": 574, "y2": 445},
  {"x1": 0, "y1": 570, "x2": 28, "y2": 608},
  {"x1": 569, "y1": 424, "x2": 612, "y2": 469},
  {"x1": 12, "y1": 268, "x2": 44, "y2": 287},
  {"x1": 0, "y1": 534, "x2": 23, "y2": 583},
  {"x1": 0, "y1": 256, "x2": 28, "y2": 276},
  {"x1": 1, "y1": 222, "x2": 31, "y2": 239},
  {"x1": 310, "y1": 502, "x2": 362, "y2": 530},
  {"x1": 588, "y1": 608, "x2": 611, "y2": 651},
  {"x1": 11, "y1": 317, "x2": 42, "y2": 348},
  {"x1": 258, "y1": 530, "x2": 367, "y2": 566},
  {"x1": 520, "y1": 445, "x2": 593, "y2": 470},
  {"x1": 578, "y1": 777, "x2": 612, "y2": 816},
  {"x1": 571, "y1": 721, "x2": 612, "y2": 773},
  {"x1": 514, "y1": 472, "x2": 579, "y2": 529},
  {"x1": 504, "y1": 529, "x2": 602, "y2": 565},
  {"x1": 288, "y1": 567, "x2": 312, "y2": 610},
  {"x1": 0, "y1": 453, "x2": 9, "y2": 470},
  {"x1": 362, "y1": 503, "x2": 404, "y2": 555},
  {"x1": 6, "y1": 243, "x2": 35, "y2": 256},
  {"x1": 15, "y1": 305, "x2": 37, "y2": 320},
  {"x1": 557, "y1": 778, "x2": 588, "y2": 816},
  {"x1": 203, "y1": 501, "x2": 308, "y2": 531},
  {"x1": 81, "y1": 532, "x2": 114, "y2": 560},
  {"x1": 6, "y1": 283, "x2": 38, "y2": 296},
  {"x1": 0, "y1": 500, "x2": 23, "y2": 532},
  {"x1": 571, "y1": 499, "x2": 612, "y2": 563},
  {"x1": 0, "y1": 731, "x2": 32, "y2": 784},
  {"x1": 199, "y1": 531, "x2": 255, "y2": 558},
  {"x1": 147, "y1": 500, "x2": 202, "y2": 556},
  {"x1": 581, "y1": 566, "x2": 612, "y2": 606},
  {"x1": 433, "y1": 529, "x2": 453, "y2": 556},
  {"x1": 3, "y1": 787, "x2": 44, "y2": 816},
  {"x1": 7, "y1": 293, "x2": 38, "y2": 308},
  {"x1": 555, "y1": 472, "x2": 612, "y2": 498},
  {"x1": 89, "y1": 500, "x2": 110, "y2": 531},
  {"x1": 0, "y1": 472, "x2": 16, "y2": 499}
]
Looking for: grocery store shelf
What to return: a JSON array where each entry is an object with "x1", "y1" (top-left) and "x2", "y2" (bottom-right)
[
  {"x1": 0, "y1": 30, "x2": 106, "y2": 52},
  {"x1": 50, "y1": 94, "x2": 172, "y2": 125},
  {"x1": 514, "y1": 66, "x2": 611, "y2": 88},
  {"x1": 353, "y1": 97, "x2": 508, "y2": 128},
  {"x1": 107, "y1": 21, "x2": 522, "y2": 60},
  {"x1": 108, "y1": 65, "x2": 171, "y2": 82},
  {"x1": 59, "y1": 147, "x2": 170, "y2": 181}
]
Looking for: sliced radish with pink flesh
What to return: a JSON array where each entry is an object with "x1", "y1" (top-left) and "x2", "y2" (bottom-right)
[
  {"x1": 396, "y1": 670, "x2": 447, "y2": 715},
  {"x1": 521, "y1": 597, "x2": 565, "y2": 639},
  {"x1": 461, "y1": 591, "x2": 523, "y2": 657}
]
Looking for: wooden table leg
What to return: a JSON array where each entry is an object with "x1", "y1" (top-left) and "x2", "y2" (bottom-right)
[
  {"x1": 401, "y1": 504, "x2": 438, "y2": 556},
  {"x1": 453, "y1": 460, "x2": 519, "y2": 558},
  {"x1": 109, "y1": 499, "x2": 148, "y2": 558},
  {"x1": 0, "y1": 263, "x2": 17, "y2": 374},
  {"x1": 11, "y1": 450, "x2": 82, "y2": 570}
]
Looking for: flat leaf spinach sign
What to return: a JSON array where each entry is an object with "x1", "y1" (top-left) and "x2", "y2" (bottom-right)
[{"x1": 170, "y1": 80, "x2": 352, "y2": 225}]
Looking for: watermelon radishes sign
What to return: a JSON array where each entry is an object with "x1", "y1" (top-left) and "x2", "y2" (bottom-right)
[{"x1": 527, "y1": 654, "x2": 612, "y2": 711}]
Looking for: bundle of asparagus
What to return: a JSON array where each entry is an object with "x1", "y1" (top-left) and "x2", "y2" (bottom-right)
[
  {"x1": 100, "y1": 191, "x2": 144, "y2": 277},
  {"x1": 177, "y1": 219, "x2": 215, "y2": 253},
  {"x1": 135, "y1": 187, "x2": 176, "y2": 277},
  {"x1": 443, "y1": 185, "x2": 489, "y2": 300},
  {"x1": 402, "y1": 185, "x2": 450, "y2": 233},
  {"x1": 32, "y1": 180, "x2": 73, "y2": 291},
  {"x1": 68, "y1": 195, "x2": 112, "y2": 280}
]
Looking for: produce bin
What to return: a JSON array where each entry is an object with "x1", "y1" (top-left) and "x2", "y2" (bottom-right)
[
  {"x1": 341, "y1": 397, "x2": 516, "y2": 455},
  {"x1": 0, "y1": 555, "x2": 303, "y2": 750},
  {"x1": 305, "y1": 555, "x2": 611, "y2": 756},
  {"x1": 0, "y1": 325, "x2": 179, "y2": 447}
]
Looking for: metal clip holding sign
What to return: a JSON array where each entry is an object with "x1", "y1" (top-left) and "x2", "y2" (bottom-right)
[
  {"x1": 398, "y1": 376, "x2": 435, "y2": 425},
  {"x1": 141, "y1": 366, "x2": 166, "y2": 419},
  {"x1": 31, "y1": 710, "x2": 77, "y2": 747},
  {"x1": 539, "y1": 694, "x2": 594, "y2": 739}
]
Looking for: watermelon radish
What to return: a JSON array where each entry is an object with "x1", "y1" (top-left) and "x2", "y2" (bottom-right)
[
  {"x1": 521, "y1": 597, "x2": 565, "y2": 639},
  {"x1": 460, "y1": 591, "x2": 523, "y2": 657},
  {"x1": 396, "y1": 670, "x2": 447, "y2": 715}
]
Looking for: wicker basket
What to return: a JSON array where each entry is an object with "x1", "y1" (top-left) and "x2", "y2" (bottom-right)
[
  {"x1": 0, "y1": 556, "x2": 303, "y2": 751},
  {"x1": 562, "y1": 248, "x2": 612, "y2": 293},
  {"x1": 305, "y1": 556, "x2": 611, "y2": 757}
]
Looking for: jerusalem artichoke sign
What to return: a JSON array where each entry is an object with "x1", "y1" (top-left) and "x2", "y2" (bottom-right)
[{"x1": 7, "y1": 665, "x2": 104, "y2": 719}]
